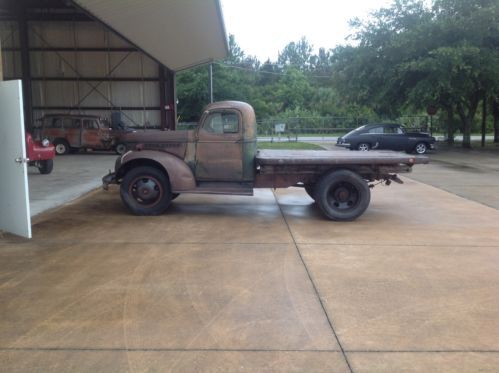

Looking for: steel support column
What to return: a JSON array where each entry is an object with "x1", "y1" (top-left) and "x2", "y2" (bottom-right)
[
  {"x1": 164, "y1": 67, "x2": 176, "y2": 130},
  {"x1": 18, "y1": 0, "x2": 33, "y2": 130},
  {"x1": 159, "y1": 64, "x2": 167, "y2": 130}
]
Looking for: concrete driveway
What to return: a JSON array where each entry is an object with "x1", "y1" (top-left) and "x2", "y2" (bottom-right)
[
  {"x1": 407, "y1": 146, "x2": 499, "y2": 210},
  {"x1": 1, "y1": 176, "x2": 498, "y2": 372}
]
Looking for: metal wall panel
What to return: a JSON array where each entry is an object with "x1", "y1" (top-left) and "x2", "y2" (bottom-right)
[
  {"x1": 74, "y1": 22, "x2": 107, "y2": 48},
  {"x1": 1, "y1": 20, "x2": 165, "y2": 128},
  {"x1": 30, "y1": 22, "x2": 74, "y2": 48}
]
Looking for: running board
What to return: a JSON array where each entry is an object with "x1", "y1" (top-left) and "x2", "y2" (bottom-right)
[{"x1": 174, "y1": 182, "x2": 254, "y2": 196}]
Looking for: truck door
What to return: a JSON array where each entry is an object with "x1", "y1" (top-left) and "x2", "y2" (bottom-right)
[
  {"x1": 81, "y1": 118, "x2": 103, "y2": 148},
  {"x1": 195, "y1": 110, "x2": 243, "y2": 181},
  {"x1": 64, "y1": 118, "x2": 82, "y2": 147}
]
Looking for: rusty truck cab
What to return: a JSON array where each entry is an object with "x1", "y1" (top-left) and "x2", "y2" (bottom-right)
[{"x1": 192, "y1": 101, "x2": 257, "y2": 183}]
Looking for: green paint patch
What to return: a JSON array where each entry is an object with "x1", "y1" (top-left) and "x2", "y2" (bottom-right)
[{"x1": 257, "y1": 141, "x2": 324, "y2": 150}]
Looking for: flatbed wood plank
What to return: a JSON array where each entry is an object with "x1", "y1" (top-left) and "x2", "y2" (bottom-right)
[{"x1": 256, "y1": 149, "x2": 428, "y2": 166}]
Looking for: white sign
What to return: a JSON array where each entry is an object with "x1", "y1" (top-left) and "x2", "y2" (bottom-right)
[{"x1": 275, "y1": 123, "x2": 286, "y2": 133}]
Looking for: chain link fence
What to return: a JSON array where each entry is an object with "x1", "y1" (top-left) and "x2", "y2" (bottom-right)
[{"x1": 178, "y1": 115, "x2": 439, "y2": 140}]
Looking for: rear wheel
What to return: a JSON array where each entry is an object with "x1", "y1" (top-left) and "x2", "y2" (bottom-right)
[
  {"x1": 38, "y1": 159, "x2": 53, "y2": 174},
  {"x1": 54, "y1": 139, "x2": 70, "y2": 155},
  {"x1": 120, "y1": 166, "x2": 172, "y2": 215},
  {"x1": 315, "y1": 170, "x2": 370, "y2": 221},
  {"x1": 357, "y1": 143, "x2": 370, "y2": 151}
]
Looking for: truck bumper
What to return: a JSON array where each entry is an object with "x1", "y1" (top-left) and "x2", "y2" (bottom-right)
[{"x1": 102, "y1": 172, "x2": 117, "y2": 191}]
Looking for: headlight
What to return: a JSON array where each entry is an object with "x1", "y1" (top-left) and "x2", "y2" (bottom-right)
[{"x1": 42, "y1": 138, "x2": 50, "y2": 147}]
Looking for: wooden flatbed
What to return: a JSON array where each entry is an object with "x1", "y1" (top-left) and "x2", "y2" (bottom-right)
[{"x1": 256, "y1": 149, "x2": 429, "y2": 166}]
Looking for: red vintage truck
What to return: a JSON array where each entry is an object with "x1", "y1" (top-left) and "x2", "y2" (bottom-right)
[
  {"x1": 103, "y1": 101, "x2": 428, "y2": 221},
  {"x1": 26, "y1": 132, "x2": 55, "y2": 174}
]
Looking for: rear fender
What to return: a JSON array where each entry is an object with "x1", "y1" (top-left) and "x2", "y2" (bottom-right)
[{"x1": 119, "y1": 150, "x2": 196, "y2": 191}]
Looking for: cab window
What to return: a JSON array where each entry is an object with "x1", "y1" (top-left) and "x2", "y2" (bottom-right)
[
  {"x1": 83, "y1": 119, "x2": 99, "y2": 130},
  {"x1": 203, "y1": 112, "x2": 239, "y2": 134},
  {"x1": 62, "y1": 118, "x2": 74, "y2": 129},
  {"x1": 51, "y1": 118, "x2": 63, "y2": 128}
]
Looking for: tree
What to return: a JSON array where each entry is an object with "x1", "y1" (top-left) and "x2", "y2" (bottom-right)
[
  {"x1": 331, "y1": 0, "x2": 499, "y2": 147},
  {"x1": 278, "y1": 37, "x2": 314, "y2": 71}
]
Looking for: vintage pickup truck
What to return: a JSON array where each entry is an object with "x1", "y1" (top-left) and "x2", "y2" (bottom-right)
[{"x1": 103, "y1": 101, "x2": 428, "y2": 221}]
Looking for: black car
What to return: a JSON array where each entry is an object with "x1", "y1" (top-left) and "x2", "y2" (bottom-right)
[{"x1": 336, "y1": 123, "x2": 436, "y2": 154}]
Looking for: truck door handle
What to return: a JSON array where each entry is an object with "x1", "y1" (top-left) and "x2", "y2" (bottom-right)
[{"x1": 15, "y1": 157, "x2": 30, "y2": 164}]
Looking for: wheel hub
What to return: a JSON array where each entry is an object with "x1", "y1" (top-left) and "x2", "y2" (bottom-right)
[
  {"x1": 328, "y1": 183, "x2": 359, "y2": 210},
  {"x1": 132, "y1": 178, "x2": 160, "y2": 204},
  {"x1": 334, "y1": 187, "x2": 350, "y2": 202}
]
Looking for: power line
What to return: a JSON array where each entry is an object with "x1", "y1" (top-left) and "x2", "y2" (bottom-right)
[{"x1": 214, "y1": 61, "x2": 333, "y2": 79}]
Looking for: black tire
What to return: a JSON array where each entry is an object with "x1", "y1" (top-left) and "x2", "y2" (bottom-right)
[
  {"x1": 54, "y1": 139, "x2": 70, "y2": 155},
  {"x1": 315, "y1": 169, "x2": 371, "y2": 221},
  {"x1": 115, "y1": 143, "x2": 127, "y2": 155},
  {"x1": 357, "y1": 143, "x2": 370, "y2": 151},
  {"x1": 38, "y1": 159, "x2": 54, "y2": 174},
  {"x1": 120, "y1": 166, "x2": 172, "y2": 215},
  {"x1": 414, "y1": 142, "x2": 428, "y2": 154},
  {"x1": 304, "y1": 184, "x2": 316, "y2": 200}
]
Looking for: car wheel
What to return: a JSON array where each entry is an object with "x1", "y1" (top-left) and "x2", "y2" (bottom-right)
[
  {"x1": 54, "y1": 139, "x2": 70, "y2": 155},
  {"x1": 304, "y1": 184, "x2": 316, "y2": 200},
  {"x1": 120, "y1": 166, "x2": 172, "y2": 215},
  {"x1": 357, "y1": 143, "x2": 370, "y2": 151},
  {"x1": 315, "y1": 169, "x2": 371, "y2": 221},
  {"x1": 115, "y1": 143, "x2": 127, "y2": 155},
  {"x1": 414, "y1": 142, "x2": 428, "y2": 154},
  {"x1": 38, "y1": 159, "x2": 54, "y2": 174}
]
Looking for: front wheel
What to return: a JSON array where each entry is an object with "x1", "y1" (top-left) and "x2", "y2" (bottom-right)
[
  {"x1": 414, "y1": 142, "x2": 428, "y2": 154},
  {"x1": 120, "y1": 166, "x2": 172, "y2": 215},
  {"x1": 357, "y1": 143, "x2": 370, "y2": 151},
  {"x1": 38, "y1": 159, "x2": 54, "y2": 174},
  {"x1": 315, "y1": 170, "x2": 371, "y2": 221},
  {"x1": 115, "y1": 143, "x2": 127, "y2": 155}
]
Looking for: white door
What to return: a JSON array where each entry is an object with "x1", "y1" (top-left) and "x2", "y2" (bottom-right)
[{"x1": 0, "y1": 80, "x2": 31, "y2": 239}]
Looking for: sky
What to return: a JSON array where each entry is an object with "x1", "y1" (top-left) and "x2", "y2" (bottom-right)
[{"x1": 220, "y1": 0, "x2": 394, "y2": 62}]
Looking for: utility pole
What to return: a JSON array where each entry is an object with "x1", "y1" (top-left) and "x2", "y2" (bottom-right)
[
  {"x1": 481, "y1": 96, "x2": 487, "y2": 147},
  {"x1": 209, "y1": 63, "x2": 213, "y2": 103}
]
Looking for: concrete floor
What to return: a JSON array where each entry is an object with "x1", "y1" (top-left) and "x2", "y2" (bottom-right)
[
  {"x1": 28, "y1": 153, "x2": 115, "y2": 217},
  {"x1": 1, "y1": 170, "x2": 499, "y2": 371}
]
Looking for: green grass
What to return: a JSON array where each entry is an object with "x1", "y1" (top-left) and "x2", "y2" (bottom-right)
[{"x1": 257, "y1": 141, "x2": 324, "y2": 150}]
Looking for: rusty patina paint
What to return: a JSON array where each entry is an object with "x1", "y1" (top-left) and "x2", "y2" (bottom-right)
[
  {"x1": 120, "y1": 129, "x2": 193, "y2": 159},
  {"x1": 119, "y1": 150, "x2": 196, "y2": 191},
  {"x1": 195, "y1": 101, "x2": 257, "y2": 182},
  {"x1": 39, "y1": 114, "x2": 114, "y2": 150},
  {"x1": 121, "y1": 101, "x2": 257, "y2": 183}
]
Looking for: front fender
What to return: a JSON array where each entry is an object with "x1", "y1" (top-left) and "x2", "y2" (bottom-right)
[{"x1": 119, "y1": 150, "x2": 196, "y2": 191}]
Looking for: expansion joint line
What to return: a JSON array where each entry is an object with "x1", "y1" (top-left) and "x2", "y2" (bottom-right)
[{"x1": 272, "y1": 191, "x2": 354, "y2": 373}]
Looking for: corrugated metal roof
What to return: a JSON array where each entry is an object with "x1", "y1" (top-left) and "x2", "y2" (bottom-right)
[{"x1": 73, "y1": 0, "x2": 228, "y2": 71}]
